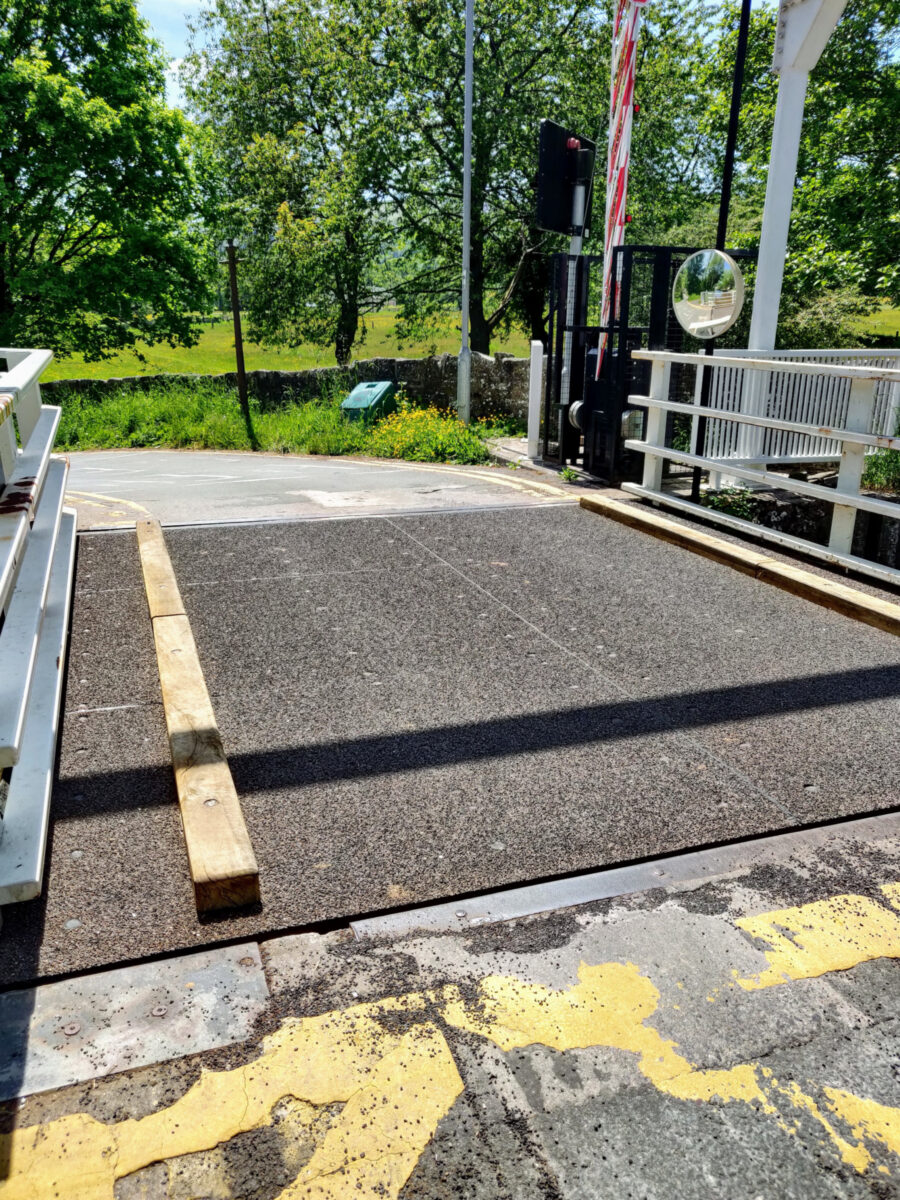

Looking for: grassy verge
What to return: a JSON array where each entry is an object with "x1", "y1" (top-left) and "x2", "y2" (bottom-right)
[
  {"x1": 55, "y1": 379, "x2": 522, "y2": 465},
  {"x1": 42, "y1": 312, "x2": 531, "y2": 382},
  {"x1": 854, "y1": 305, "x2": 900, "y2": 340}
]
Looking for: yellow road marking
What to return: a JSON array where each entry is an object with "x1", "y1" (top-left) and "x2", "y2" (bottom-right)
[
  {"x1": 4, "y1": 884, "x2": 900, "y2": 1197},
  {"x1": 65, "y1": 489, "x2": 153, "y2": 516},
  {"x1": 735, "y1": 888, "x2": 900, "y2": 990}
]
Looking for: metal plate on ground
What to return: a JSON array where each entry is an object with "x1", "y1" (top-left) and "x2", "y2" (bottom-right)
[
  {"x1": 352, "y1": 810, "x2": 900, "y2": 940},
  {"x1": 0, "y1": 942, "x2": 268, "y2": 1100}
]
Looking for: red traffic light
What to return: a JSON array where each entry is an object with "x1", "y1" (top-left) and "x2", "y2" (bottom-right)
[
  {"x1": 566, "y1": 137, "x2": 581, "y2": 150},
  {"x1": 625, "y1": 213, "x2": 633, "y2": 223}
]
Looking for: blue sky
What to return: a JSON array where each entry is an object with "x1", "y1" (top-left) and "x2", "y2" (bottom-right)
[{"x1": 138, "y1": 0, "x2": 206, "y2": 105}]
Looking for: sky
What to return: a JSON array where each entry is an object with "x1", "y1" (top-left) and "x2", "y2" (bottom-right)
[{"x1": 137, "y1": 0, "x2": 206, "y2": 106}]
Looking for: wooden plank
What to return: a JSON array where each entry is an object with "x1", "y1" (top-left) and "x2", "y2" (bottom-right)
[
  {"x1": 627, "y1": 392, "x2": 900, "y2": 452},
  {"x1": 0, "y1": 513, "x2": 27, "y2": 616},
  {"x1": 622, "y1": 436, "x2": 900, "y2": 522},
  {"x1": 580, "y1": 493, "x2": 900, "y2": 634},
  {"x1": 136, "y1": 518, "x2": 186, "y2": 618},
  {"x1": 0, "y1": 407, "x2": 61, "y2": 522},
  {"x1": 136, "y1": 519, "x2": 259, "y2": 912}
]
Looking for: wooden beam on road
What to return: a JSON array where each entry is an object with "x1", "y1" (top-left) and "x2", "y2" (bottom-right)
[{"x1": 137, "y1": 518, "x2": 259, "y2": 912}]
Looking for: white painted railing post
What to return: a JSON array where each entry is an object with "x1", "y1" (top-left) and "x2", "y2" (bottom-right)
[
  {"x1": 527, "y1": 340, "x2": 544, "y2": 460},
  {"x1": 886, "y1": 379, "x2": 900, "y2": 438},
  {"x1": 642, "y1": 359, "x2": 670, "y2": 491},
  {"x1": 828, "y1": 377, "x2": 875, "y2": 555}
]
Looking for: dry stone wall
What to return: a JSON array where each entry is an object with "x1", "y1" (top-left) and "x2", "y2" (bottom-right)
[{"x1": 41, "y1": 352, "x2": 532, "y2": 421}]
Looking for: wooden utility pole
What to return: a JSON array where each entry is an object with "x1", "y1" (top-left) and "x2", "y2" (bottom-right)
[{"x1": 225, "y1": 239, "x2": 250, "y2": 426}]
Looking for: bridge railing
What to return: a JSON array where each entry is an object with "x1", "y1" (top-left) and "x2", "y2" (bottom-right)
[
  {"x1": 700, "y1": 348, "x2": 900, "y2": 465},
  {"x1": 624, "y1": 349, "x2": 900, "y2": 586},
  {"x1": 0, "y1": 346, "x2": 76, "y2": 909}
]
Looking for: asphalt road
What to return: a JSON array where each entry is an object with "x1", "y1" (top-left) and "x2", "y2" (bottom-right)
[
  {"x1": 2, "y1": 503, "x2": 898, "y2": 986},
  {"x1": 64, "y1": 448, "x2": 573, "y2": 529}
]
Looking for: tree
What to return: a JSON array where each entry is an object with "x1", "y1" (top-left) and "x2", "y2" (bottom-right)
[
  {"x1": 0, "y1": 0, "x2": 211, "y2": 359},
  {"x1": 362, "y1": 0, "x2": 611, "y2": 355},
  {"x1": 184, "y1": 0, "x2": 393, "y2": 364},
  {"x1": 683, "y1": 0, "x2": 900, "y2": 346}
]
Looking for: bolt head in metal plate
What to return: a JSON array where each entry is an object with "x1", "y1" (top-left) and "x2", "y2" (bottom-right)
[{"x1": 62, "y1": 1022, "x2": 81, "y2": 1037}]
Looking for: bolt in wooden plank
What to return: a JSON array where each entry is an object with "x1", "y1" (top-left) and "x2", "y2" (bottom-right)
[{"x1": 137, "y1": 520, "x2": 259, "y2": 912}]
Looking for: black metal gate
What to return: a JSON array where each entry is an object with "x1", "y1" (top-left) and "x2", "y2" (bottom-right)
[{"x1": 541, "y1": 244, "x2": 754, "y2": 483}]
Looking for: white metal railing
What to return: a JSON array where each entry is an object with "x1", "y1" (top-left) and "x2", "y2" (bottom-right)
[
  {"x1": 624, "y1": 349, "x2": 900, "y2": 586},
  {"x1": 0, "y1": 346, "x2": 77, "y2": 908},
  {"x1": 699, "y1": 348, "x2": 900, "y2": 464}
]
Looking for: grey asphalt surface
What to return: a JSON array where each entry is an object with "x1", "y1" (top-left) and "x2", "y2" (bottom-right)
[
  {"x1": 1, "y1": 503, "x2": 899, "y2": 986},
  {"x1": 64, "y1": 448, "x2": 572, "y2": 528},
  {"x1": 6, "y1": 814, "x2": 899, "y2": 1197}
]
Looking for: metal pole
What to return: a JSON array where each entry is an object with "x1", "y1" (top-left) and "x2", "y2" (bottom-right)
[
  {"x1": 226, "y1": 239, "x2": 250, "y2": 423},
  {"x1": 456, "y1": 0, "x2": 474, "y2": 424}
]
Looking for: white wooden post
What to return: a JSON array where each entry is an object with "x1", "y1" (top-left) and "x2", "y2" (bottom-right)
[
  {"x1": 747, "y1": 0, "x2": 846, "y2": 353},
  {"x1": 641, "y1": 359, "x2": 670, "y2": 491},
  {"x1": 828, "y1": 376, "x2": 874, "y2": 554},
  {"x1": 527, "y1": 340, "x2": 544, "y2": 460},
  {"x1": 0, "y1": 396, "x2": 17, "y2": 486},
  {"x1": 885, "y1": 379, "x2": 900, "y2": 437}
]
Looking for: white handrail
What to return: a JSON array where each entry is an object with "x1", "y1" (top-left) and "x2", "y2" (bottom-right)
[
  {"x1": 0, "y1": 348, "x2": 54, "y2": 394},
  {"x1": 623, "y1": 348, "x2": 900, "y2": 585},
  {"x1": 632, "y1": 348, "x2": 900, "y2": 384}
]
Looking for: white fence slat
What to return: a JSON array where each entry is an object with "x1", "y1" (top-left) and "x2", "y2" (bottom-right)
[
  {"x1": 828, "y1": 378, "x2": 875, "y2": 554},
  {"x1": 0, "y1": 509, "x2": 77, "y2": 902},
  {"x1": 642, "y1": 360, "x2": 669, "y2": 491},
  {"x1": 0, "y1": 459, "x2": 68, "y2": 770},
  {"x1": 0, "y1": 396, "x2": 17, "y2": 484}
]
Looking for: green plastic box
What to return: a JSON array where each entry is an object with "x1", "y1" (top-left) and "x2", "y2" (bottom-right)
[{"x1": 340, "y1": 380, "x2": 396, "y2": 423}]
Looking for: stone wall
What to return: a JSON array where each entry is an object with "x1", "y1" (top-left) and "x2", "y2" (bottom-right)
[{"x1": 41, "y1": 352, "x2": 532, "y2": 421}]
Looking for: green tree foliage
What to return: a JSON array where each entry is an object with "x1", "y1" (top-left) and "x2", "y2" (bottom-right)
[
  {"x1": 0, "y1": 0, "x2": 210, "y2": 358},
  {"x1": 184, "y1": 0, "x2": 393, "y2": 364},
  {"x1": 686, "y1": 0, "x2": 900, "y2": 345},
  {"x1": 363, "y1": 0, "x2": 610, "y2": 354}
]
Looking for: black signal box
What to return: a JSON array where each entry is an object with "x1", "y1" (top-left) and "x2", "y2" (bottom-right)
[{"x1": 535, "y1": 119, "x2": 596, "y2": 237}]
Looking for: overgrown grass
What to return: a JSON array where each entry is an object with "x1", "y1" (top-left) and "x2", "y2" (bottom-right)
[
  {"x1": 43, "y1": 311, "x2": 531, "y2": 382},
  {"x1": 862, "y1": 449, "x2": 900, "y2": 493},
  {"x1": 55, "y1": 379, "x2": 506, "y2": 465}
]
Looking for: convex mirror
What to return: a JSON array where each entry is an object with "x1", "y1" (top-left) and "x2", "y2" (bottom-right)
[{"x1": 672, "y1": 249, "x2": 745, "y2": 339}]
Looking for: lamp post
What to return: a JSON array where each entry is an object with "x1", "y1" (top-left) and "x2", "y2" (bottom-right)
[{"x1": 456, "y1": 0, "x2": 474, "y2": 425}]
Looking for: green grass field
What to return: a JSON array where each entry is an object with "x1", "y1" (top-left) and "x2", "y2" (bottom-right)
[
  {"x1": 43, "y1": 311, "x2": 532, "y2": 382},
  {"x1": 854, "y1": 305, "x2": 900, "y2": 339}
]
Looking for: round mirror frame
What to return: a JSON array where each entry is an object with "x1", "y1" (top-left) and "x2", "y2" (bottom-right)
[{"x1": 672, "y1": 250, "x2": 745, "y2": 340}]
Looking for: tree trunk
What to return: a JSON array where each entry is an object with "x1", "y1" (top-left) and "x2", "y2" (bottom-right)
[
  {"x1": 334, "y1": 300, "x2": 358, "y2": 365},
  {"x1": 334, "y1": 235, "x2": 360, "y2": 366},
  {"x1": 468, "y1": 236, "x2": 490, "y2": 355}
]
